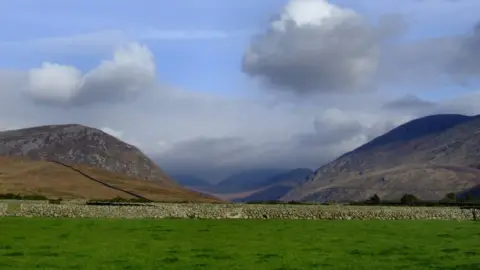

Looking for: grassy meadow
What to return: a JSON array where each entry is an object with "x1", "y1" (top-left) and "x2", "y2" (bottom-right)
[{"x1": 0, "y1": 217, "x2": 479, "y2": 269}]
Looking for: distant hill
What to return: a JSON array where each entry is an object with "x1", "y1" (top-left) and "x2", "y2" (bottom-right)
[
  {"x1": 282, "y1": 114, "x2": 480, "y2": 202},
  {"x1": 205, "y1": 168, "x2": 288, "y2": 194},
  {"x1": 169, "y1": 174, "x2": 212, "y2": 189},
  {"x1": 0, "y1": 124, "x2": 221, "y2": 202},
  {"x1": 233, "y1": 168, "x2": 312, "y2": 202},
  {"x1": 185, "y1": 168, "x2": 312, "y2": 202}
]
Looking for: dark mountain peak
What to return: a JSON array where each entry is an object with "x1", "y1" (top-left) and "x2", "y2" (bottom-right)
[{"x1": 0, "y1": 124, "x2": 173, "y2": 185}]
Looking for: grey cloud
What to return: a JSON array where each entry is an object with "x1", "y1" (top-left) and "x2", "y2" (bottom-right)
[
  {"x1": 448, "y1": 22, "x2": 480, "y2": 82},
  {"x1": 244, "y1": 0, "x2": 480, "y2": 95},
  {"x1": 383, "y1": 94, "x2": 436, "y2": 111},
  {"x1": 3, "y1": 64, "x2": 480, "y2": 181},
  {"x1": 242, "y1": 0, "x2": 407, "y2": 94},
  {"x1": 376, "y1": 20, "x2": 480, "y2": 90}
]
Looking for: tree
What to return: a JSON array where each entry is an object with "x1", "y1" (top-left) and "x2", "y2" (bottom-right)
[
  {"x1": 366, "y1": 194, "x2": 381, "y2": 205},
  {"x1": 443, "y1": 193, "x2": 457, "y2": 202},
  {"x1": 465, "y1": 192, "x2": 476, "y2": 202},
  {"x1": 400, "y1": 194, "x2": 418, "y2": 205}
]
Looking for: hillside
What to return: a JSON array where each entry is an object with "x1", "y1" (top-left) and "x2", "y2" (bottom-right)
[
  {"x1": 0, "y1": 124, "x2": 173, "y2": 185},
  {"x1": 0, "y1": 157, "x2": 220, "y2": 202},
  {"x1": 0, "y1": 124, "x2": 221, "y2": 202},
  {"x1": 169, "y1": 174, "x2": 212, "y2": 189},
  {"x1": 282, "y1": 114, "x2": 480, "y2": 202}
]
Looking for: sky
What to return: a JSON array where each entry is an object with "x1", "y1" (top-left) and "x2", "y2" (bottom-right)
[{"x1": 0, "y1": 0, "x2": 480, "y2": 182}]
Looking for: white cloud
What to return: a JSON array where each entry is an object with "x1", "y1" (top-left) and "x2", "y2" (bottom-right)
[
  {"x1": 26, "y1": 42, "x2": 155, "y2": 106},
  {"x1": 28, "y1": 63, "x2": 83, "y2": 104}
]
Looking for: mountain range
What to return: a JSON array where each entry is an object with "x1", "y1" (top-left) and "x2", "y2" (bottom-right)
[
  {"x1": 170, "y1": 114, "x2": 480, "y2": 203},
  {"x1": 171, "y1": 168, "x2": 312, "y2": 202},
  {"x1": 2, "y1": 113, "x2": 480, "y2": 203}
]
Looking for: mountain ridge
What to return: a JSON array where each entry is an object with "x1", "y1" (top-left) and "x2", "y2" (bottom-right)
[{"x1": 282, "y1": 114, "x2": 480, "y2": 202}]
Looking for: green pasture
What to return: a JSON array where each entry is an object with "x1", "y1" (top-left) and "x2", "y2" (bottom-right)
[{"x1": 0, "y1": 217, "x2": 479, "y2": 269}]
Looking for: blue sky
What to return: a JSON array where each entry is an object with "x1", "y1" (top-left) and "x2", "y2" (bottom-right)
[
  {"x1": 0, "y1": 0, "x2": 479, "y2": 179},
  {"x1": 0, "y1": 0, "x2": 285, "y2": 95},
  {"x1": 1, "y1": 0, "x2": 478, "y2": 98}
]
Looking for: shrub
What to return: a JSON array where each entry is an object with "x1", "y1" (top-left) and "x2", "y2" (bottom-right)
[
  {"x1": 23, "y1": 194, "x2": 48, "y2": 200},
  {"x1": 48, "y1": 198, "x2": 62, "y2": 204},
  {"x1": 442, "y1": 193, "x2": 457, "y2": 202},
  {"x1": 0, "y1": 193, "x2": 22, "y2": 200},
  {"x1": 400, "y1": 194, "x2": 418, "y2": 205},
  {"x1": 86, "y1": 197, "x2": 152, "y2": 205},
  {"x1": 0, "y1": 193, "x2": 48, "y2": 200}
]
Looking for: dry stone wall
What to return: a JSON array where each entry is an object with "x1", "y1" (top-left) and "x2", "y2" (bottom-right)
[
  {"x1": 0, "y1": 202, "x2": 478, "y2": 220},
  {"x1": 0, "y1": 203, "x2": 7, "y2": 216}
]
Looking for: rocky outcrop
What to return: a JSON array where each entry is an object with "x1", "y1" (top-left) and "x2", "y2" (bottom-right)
[{"x1": 1, "y1": 203, "x2": 477, "y2": 220}]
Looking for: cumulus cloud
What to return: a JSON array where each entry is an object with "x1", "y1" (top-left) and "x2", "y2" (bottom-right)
[
  {"x1": 242, "y1": 0, "x2": 405, "y2": 94},
  {"x1": 26, "y1": 43, "x2": 155, "y2": 106},
  {"x1": 243, "y1": 0, "x2": 480, "y2": 95}
]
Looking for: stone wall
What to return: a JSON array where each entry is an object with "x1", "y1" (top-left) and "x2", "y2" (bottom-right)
[
  {"x1": 0, "y1": 203, "x2": 7, "y2": 216},
  {"x1": 0, "y1": 202, "x2": 478, "y2": 220}
]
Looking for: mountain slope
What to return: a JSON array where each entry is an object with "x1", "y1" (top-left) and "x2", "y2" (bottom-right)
[
  {"x1": 0, "y1": 124, "x2": 173, "y2": 185},
  {"x1": 0, "y1": 157, "x2": 220, "y2": 202},
  {"x1": 169, "y1": 174, "x2": 212, "y2": 189},
  {"x1": 282, "y1": 114, "x2": 480, "y2": 202},
  {"x1": 0, "y1": 124, "x2": 222, "y2": 202}
]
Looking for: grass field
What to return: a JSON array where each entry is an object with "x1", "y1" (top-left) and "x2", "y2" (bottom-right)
[{"x1": 0, "y1": 218, "x2": 479, "y2": 270}]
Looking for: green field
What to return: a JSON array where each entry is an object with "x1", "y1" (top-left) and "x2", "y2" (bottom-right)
[{"x1": 0, "y1": 218, "x2": 479, "y2": 269}]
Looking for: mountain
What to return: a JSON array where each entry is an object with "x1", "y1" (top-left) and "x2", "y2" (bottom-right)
[
  {"x1": 205, "y1": 168, "x2": 288, "y2": 194},
  {"x1": 0, "y1": 124, "x2": 172, "y2": 184},
  {"x1": 233, "y1": 168, "x2": 312, "y2": 202},
  {"x1": 169, "y1": 174, "x2": 212, "y2": 189},
  {"x1": 0, "y1": 124, "x2": 221, "y2": 202},
  {"x1": 282, "y1": 114, "x2": 480, "y2": 202}
]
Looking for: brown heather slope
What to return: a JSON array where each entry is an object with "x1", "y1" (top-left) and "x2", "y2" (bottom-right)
[
  {"x1": 0, "y1": 157, "x2": 221, "y2": 202},
  {"x1": 282, "y1": 114, "x2": 480, "y2": 202}
]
